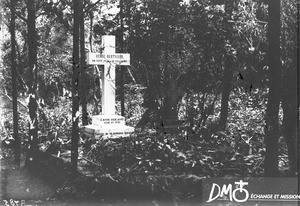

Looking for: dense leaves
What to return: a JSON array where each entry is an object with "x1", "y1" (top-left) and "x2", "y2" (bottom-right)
[
  {"x1": 82, "y1": 88, "x2": 274, "y2": 181},
  {"x1": 0, "y1": 0, "x2": 298, "y2": 202}
]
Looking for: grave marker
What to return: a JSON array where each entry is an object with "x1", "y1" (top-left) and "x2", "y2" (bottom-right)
[{"x1": 82, "y1": 35, "x2": 134, "y2": 138}]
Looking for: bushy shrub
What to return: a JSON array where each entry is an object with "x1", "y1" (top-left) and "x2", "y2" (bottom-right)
[
  {"x1": 1, "y1": 101, "x2": 28, "y2": 153},
  {"x1": 123, "y1": 84, "x2": 146, "y2": 126},
  {"x1": 84, "y1": 133, "x2": 221, "y2": 179},
  {"x1": 38, "y1": 98, "x2": 73, "y2": 151}
]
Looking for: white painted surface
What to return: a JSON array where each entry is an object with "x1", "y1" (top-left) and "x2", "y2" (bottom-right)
[
  {"x1": 87, "y1": 53, "x2": 130, "y2": 65},
  {"x1": 83, "y1": 35, "x2": 134, "y2": 138}
]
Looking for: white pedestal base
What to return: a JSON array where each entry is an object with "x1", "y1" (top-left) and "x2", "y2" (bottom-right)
[{"x1": 82, "y1": 115, "x2": 134, "y2": 138}]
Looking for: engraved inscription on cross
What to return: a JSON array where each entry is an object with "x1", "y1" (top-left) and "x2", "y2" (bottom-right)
[{"x1": 87, "y1": 35, "x2": 130, "y2": 115}]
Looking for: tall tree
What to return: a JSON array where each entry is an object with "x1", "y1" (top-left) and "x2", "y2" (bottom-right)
[
  {"x1": 80, "y1": 0, "x2": 88, "y2": 126},
  {"x1": 71, "y1": 0, "x2": 80, "y2": 173},
  {"x1": 280, "y1": 0, "x2": 298, "y2": 176},
  {"x1": 219, "y1": 0, "x2": 235, "y2": 130},
  {"x1": 10, "y1": 0, "x2": 20, "y2": 167},
  {"x1": 129, "y1": 0, "x2": 188, "y2": 128},
  {"x1": 119, "y1": 0, "x2": 125, "y2": 116},
  {"x1": 264, "y1": 0, "x2": 281, "y2": 177},
  {"x1": 26, "y1": 0, "x2": 39, "y2": 166}
]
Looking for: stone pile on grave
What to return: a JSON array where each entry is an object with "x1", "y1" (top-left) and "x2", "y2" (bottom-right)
[{"x1": 82, "y1": 35, "x2": 134, "y2": 138}]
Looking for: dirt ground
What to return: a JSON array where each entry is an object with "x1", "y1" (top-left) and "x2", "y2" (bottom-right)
[
  {"x1": 0, "y1": 96, "x2": 158, "y2": 206},
  {"x1": 0, "y1": 158, "x2": 161, "y2": 206},
  {"x1": 0, "y1": 156, "x2": 62, "y2": 205}
]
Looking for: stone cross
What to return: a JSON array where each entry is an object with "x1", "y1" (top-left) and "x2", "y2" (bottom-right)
[{"x1": 87, "y1": 35, "x2": 130, "y2": 115}]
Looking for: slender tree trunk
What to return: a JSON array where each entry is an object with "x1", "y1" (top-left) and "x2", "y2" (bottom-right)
[
  {"x1": 164, "y1": 78, "x2": 180, "y2": 119},
  {"x1": 89, "y1": 12, "x2": 93, "y2": 52},
  {"x1": 280, "y1": 4, "x2": 297, "y2": 176},
  {"x1": 120, "y1": 0, "x2": 125, "y2": 116},
  {"x1": 162, "y1": 52, "x2": 182, "y2": 120},
  {"x1": 264, "y1": 0, "x2": 281, "y2": 177},
  {"x1": 80, "y1": 0, "x2": 88, "y2": 126},
  {"x1": 71, "y1": 0, "x2": 80, "y2": 173},
  {"x1": 282, "y1": 68, "x2": 298, "y2": 176},
  {"x1": 26, "y1": 0, "x2": 39, "y2": 166},
  {"x1": 10, "y1": 0, "x2": 20, "y2": 167},
  {"x1": 219, "y1": 0, "x2": 234, "y2": 130},
  {"x1": 219, "y1": 58, "x2": 233, "y2": 130}
]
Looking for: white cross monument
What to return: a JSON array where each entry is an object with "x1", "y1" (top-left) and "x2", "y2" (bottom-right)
[{"x1": 82, "y1": 35, "x2": 134, "y2": 138}]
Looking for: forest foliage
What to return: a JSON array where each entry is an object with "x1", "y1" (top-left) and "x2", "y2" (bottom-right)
[{"x1": 0, "y1": 0, "x2": 298, "y2": 199}]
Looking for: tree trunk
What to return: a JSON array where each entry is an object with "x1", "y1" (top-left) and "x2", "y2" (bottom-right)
[
  {"x1": 71, "y1": 0, "x2": 80, "y2": 173},
  {"x1": 161, "y1": 52, "x2": 184, "y2": 121},
  {"x1": 119, "y1": 0, "x2": 125, "y2": 116},
  {"x1": 264, "y1": 0, "x2": 281, "y2": 177},
  {"x1": 80, "y1": 0, "x2": 88, "y2": 126},
  {"x1": 164, "y1": 78, "x2": 182, "y2": 119},
  {"x1": 26, "y1": 0, "x2": 39, "y2": 166},
  {"x1": 219, "y1": 58, "x2": 233, "y2": 130},
  {"x1": 141, "y1": 44, "x2": 161, "y2": 127},
  {"x1": 10, "y1": 0, "x2": 20, "y2": 167},
  {"x1": 282, "y1": 66, "x2": 298, "y2": 176},
  {"x1": 89, "y1": 12, "x2": 93, "y2": 52},
  {"x1": 219, "y1": 0, "x2": 234, "y2": 130}
]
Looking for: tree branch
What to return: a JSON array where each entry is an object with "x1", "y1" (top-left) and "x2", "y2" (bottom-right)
[
  {"x1": 4, "y1": 1, "x2": 27, "y2": 22},
  {"x1": 0, "y1": 90, "x2": 28, "y2": 110},
  {"x1": 84, "y1": 0, "x2": 102, "y2": 14},
  {"x1": 127, "y1": 67, "x2": 137, "y2": 84}
]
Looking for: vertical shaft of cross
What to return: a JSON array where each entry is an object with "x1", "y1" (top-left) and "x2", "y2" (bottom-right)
[
  {"x1": 83, "y1": 35, "x2": 134, "y2": 138},
  {"x1": 101, "y1": 35, "x2": 116, "y2": 115}
]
